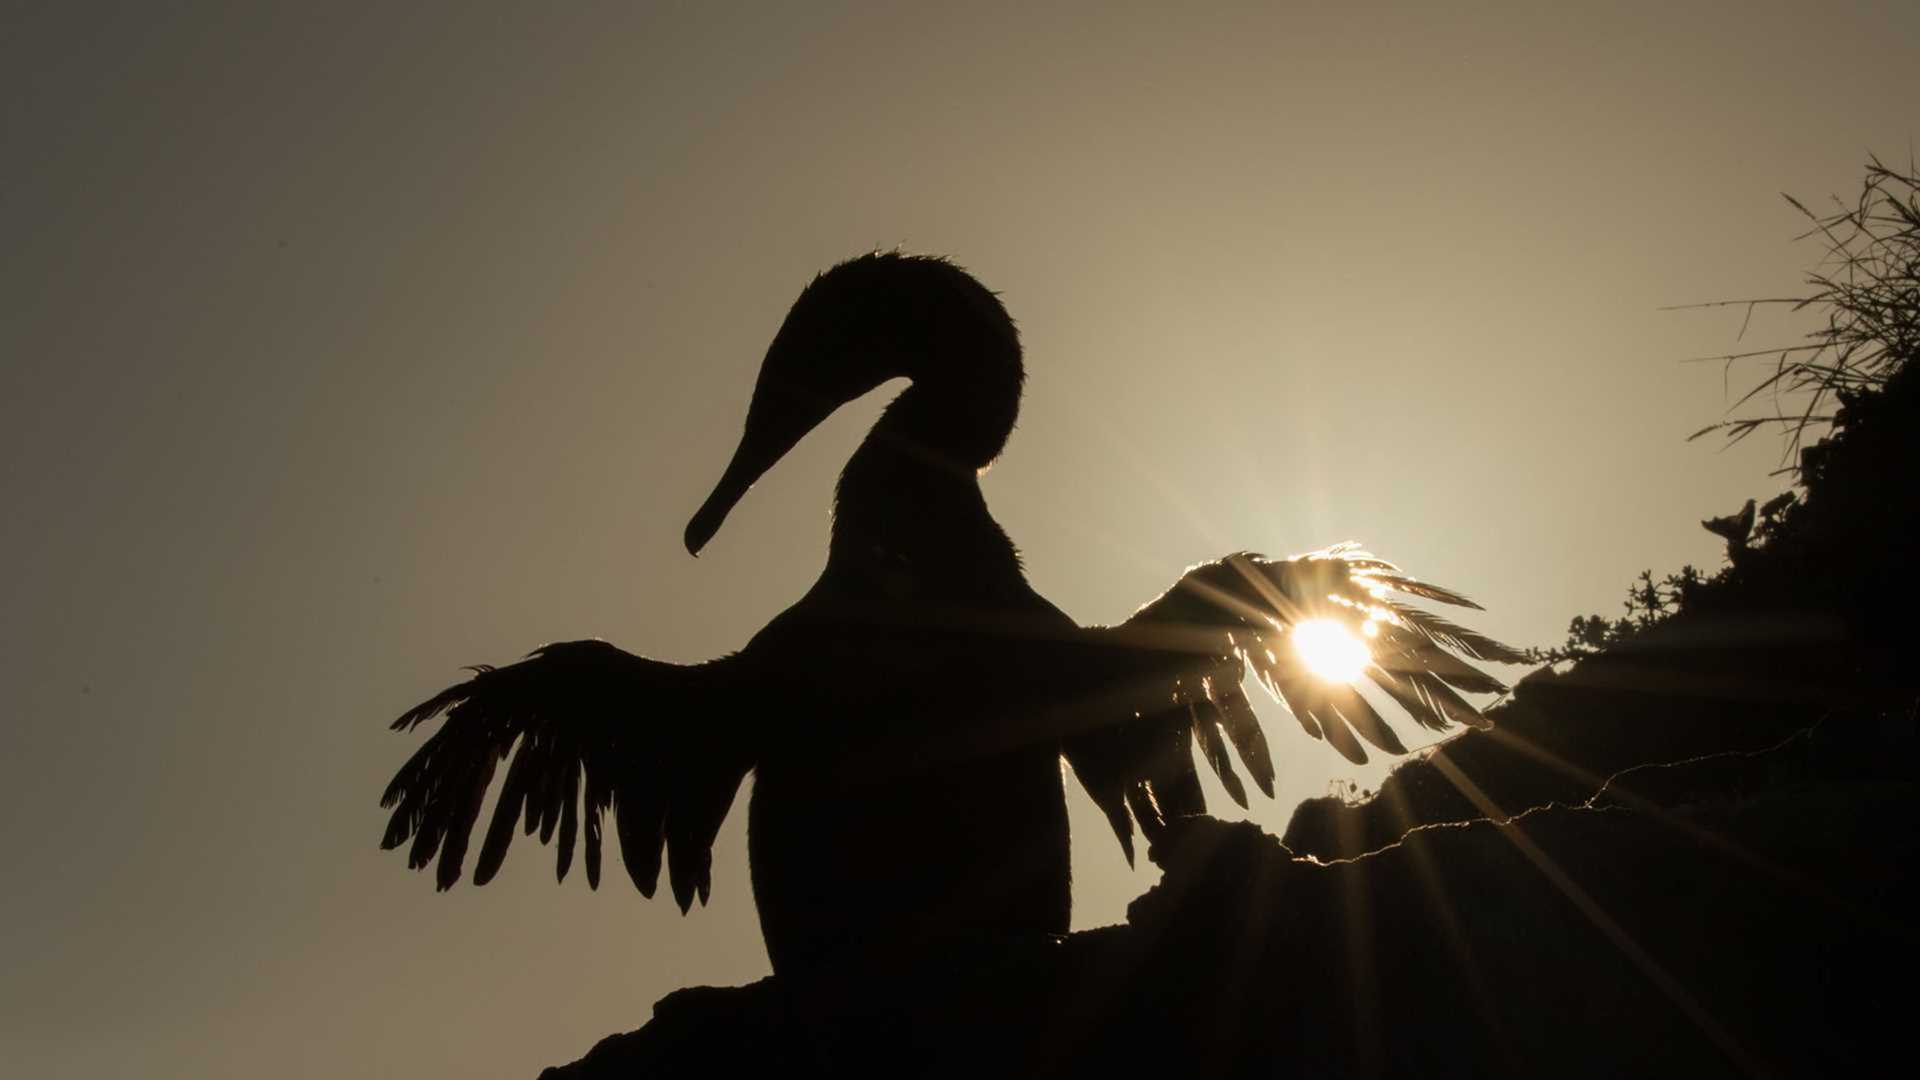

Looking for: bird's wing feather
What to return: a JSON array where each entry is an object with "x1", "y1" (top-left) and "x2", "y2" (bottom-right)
[
  {"x1": 379, "y1": 640, "x2": 757, "y2": 911},
  {"x1": 1060, "y1": 547, "x2": 1517, "y2": 858}
]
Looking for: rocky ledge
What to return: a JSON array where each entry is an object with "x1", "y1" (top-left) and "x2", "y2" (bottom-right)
[{"x1": 540, "y1": 713, "x2": 1916, "y2": 1078}]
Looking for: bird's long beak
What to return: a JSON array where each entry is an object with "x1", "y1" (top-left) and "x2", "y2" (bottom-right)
[
  {"x1": 684, "y1": 378, "x2": 845, "y2": 556},
  {"x1": 685, "y1": 438, "x2": 775, "y2": 556}
]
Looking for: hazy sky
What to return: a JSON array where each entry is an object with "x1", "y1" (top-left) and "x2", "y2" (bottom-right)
[{"x1": 4, "y1": 2, "x2": 1915, "y2": 1076}]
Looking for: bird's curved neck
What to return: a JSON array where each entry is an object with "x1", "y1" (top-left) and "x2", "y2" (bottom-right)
[
  {"x1": 828, "y1": 369, "x2": 1024, "y2": 585},
  {"x1": 878, "y1": 366, "x2": 1022, "y2": 474}
]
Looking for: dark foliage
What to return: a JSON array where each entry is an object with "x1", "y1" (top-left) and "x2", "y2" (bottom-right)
[
  {"x1": 1687, "y1": 156, "x2": 1920, "y2": 464},
  {"x1": 1529, "y1": 565, "x2": 1709, "y2": 663}
]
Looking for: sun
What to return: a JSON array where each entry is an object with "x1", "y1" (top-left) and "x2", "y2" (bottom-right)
[{"x1": 1290, "y1": 618, "x2": 1372, "y2": 683}]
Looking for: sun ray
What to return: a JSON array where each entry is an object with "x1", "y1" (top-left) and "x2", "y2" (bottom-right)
[
  {"x1": 1481, "y1": 721, "x2": 1917, "y2": 944},
  {"x1": 1423, "y1": 753, "x2": 1766, "y2": 1075},
  {"x1": 1335, "y1": 792, "x2": 1384, "y2": 1074},
  {"x1": 1377, "y1": 782, "x2": 1526, "y2": 1074}
]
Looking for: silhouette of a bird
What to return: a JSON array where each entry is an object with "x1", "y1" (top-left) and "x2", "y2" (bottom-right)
[
  {"x1": 1703, "y1": 498, "x2": 1758, "y2": 554},
  {"x1": 379, "y1": 253, "x2": 1522, "y2": 973}
]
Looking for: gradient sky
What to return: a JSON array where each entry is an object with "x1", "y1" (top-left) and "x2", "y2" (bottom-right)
[{"x1": 4, "y1": 2, "x2": 1916, "y2": 1077}]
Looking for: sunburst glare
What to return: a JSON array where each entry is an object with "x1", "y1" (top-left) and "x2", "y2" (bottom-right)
[{"x1": 1291, "y1": 618, "x2": 1372, "y2": 683}]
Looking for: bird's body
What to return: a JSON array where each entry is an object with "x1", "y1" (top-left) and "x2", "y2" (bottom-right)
[
  {"x1": 379, "y1": 252, "x2": 1522, "y2": 976},
  {"x1": 731, "y1": 311, "x2": 1078, "y2": 969},
  {"x1": 736, "y1": 491, "x2": 1076, "y2": 968}
]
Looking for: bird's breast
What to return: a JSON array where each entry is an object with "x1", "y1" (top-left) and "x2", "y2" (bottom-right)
[{"x1": 747, "y1": 721, "x2": 1070, "y2": 974}]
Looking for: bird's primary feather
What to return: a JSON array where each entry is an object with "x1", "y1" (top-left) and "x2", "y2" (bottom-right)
[
  {"x1": 380, "y1": 643, "x2": 754, "y2": 900},
  {"x1": 1062, "y1": 546, "x2": 1519, "y2": 850}
]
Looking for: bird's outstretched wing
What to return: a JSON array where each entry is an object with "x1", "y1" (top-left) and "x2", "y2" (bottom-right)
[
  {"x1": 1061, "y1": 545, "x2": 1524, "y2": 861},
  {"x1": 379, "y1": 641, "x2": 757, "y2": 912}
]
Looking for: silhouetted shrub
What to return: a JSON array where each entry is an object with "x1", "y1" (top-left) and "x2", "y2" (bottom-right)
[
  {"x1": 1537, "y1": 156, "x2": 1920, "y2": 667},
  {"x1": 1689, "y1": 155, "x2": 1919, "y2": 465},
  {"x1": 1531, "y1": 565, "x2": 1707, "y2": 663}
]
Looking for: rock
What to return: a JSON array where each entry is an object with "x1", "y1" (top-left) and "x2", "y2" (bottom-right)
[{"x1": 539, "y1": 721, "x2": 1916, "y2": 1077}]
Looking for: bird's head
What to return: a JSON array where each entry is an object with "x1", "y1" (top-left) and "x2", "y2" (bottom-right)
[{"x1": 685, "y1": 252, "x2": 1023, "y2": 555}]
